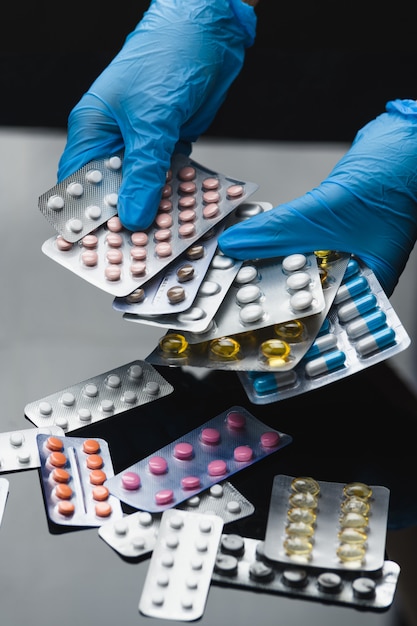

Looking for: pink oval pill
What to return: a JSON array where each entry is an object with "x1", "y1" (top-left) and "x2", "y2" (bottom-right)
[
  {"x1": 179, "y1": 181, "x2": 197, "y2": 194},
  {"x1": 82, "y1": 234, "x2": 98, "y2": 249},
  {"x1": 174, "y1": 442, "x2": 194, "y2": 460},
  {"x1": 107, "y1": 216, "x2": 123, "y2": 232},
  {"x1": 158, "y1": 199, "x2": 173, "y2": 212},
  {"x1": 203, "y1": 203, "x2": 219, "y2": 219},
  {"x1": 234, "y1": 445, "x2": 253, "y2": 462},
  {"x1": 201, "y1": 428, "x2": 221, "y2": 445},
  {"x1": 121, "y1": 471, "x2": 141, "y2": 490},
  {"x1": 178, "y1": 166, "x2": 196, "y2": 181},
  {"x1": 106, "y1": 249, "x2": 123, "y2": 264},
  {"x1": 179, "y1": 209, "x2": 196, "y2": 223},
  {"x1": 130, "y1": 246, "x2": 147, "y2": 260},
  {"x1": 178, "y1": 195, "x2": 196, "y2": 209},
  {"x1": 148, "y1": 455, "x2": 168, "y2": 475},
  {"x1": 161, "y1": 184, "x2": 172, "y2": 198},
  {"x1": 207, "y1": 459, "x2": 227, "y2": 477},
  {"x1": 260, "y1": 431, "x2": 280, "y2": 448},
  {"x1": 105, "y1": 265, "x2": 121, "y2": 281},
  {"x1": 155, "y1": 242, "x2": 172, "y2": 257},
  {"x1": 181, "y1": 476, "x2": 201, "y2": 490},
  {"x1": 203, "y1": 190, "x2": 220, "y2": 204},
  {"x1": 81, "y1": 250, "x2": 98, "y2": 267},
  {"x1": 130, "y1": 261, "x2": 146, "y2": 276},
  {"x1": 227, "y1": 184, "x2": 244, "y2": 198},
  {"x1": 202, "y1": 177, "x2": 219, "y2": 190},
  {"x1": 56, "y1": 236, "x2": 73, "y2": 251},
  {"x1": 106, "y1": 232, "x2": 123, "y2": 247},
  {"x1": 165, "y1": 169, "x2": 173, "y2": 182},
  {"x1": 178, "y1": 223, "x2": 196, "y2": 238},
  {"x1": 226, "y1": 411, "x2": 246, "y2": 430},
  {"x1": 154, "y1": 228, "x2": 172, "y2": 242},
  {"x1": 131, "y1": 232, "x2": 148, "y2": 246},
  {"x1": 155, "y1": 213, "x2": 173, "y2": 229},
  {"x1": 155, "y1": 489, "x2": 174, "y2": 505}
]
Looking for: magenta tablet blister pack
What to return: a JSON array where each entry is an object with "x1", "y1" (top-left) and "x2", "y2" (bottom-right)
[
  {"x1": 238, "y1": 257, "x2": 411, "y2": 403},
  {"x1": 24, "y1": 360, "x2": 173, "y2": 432},
  {"x1": 264, "y1": 475, "x2": 389, "y2": 573},
  {"x1": 105, "y1": 406, "x2": 292, "y2": 513},
  {"x1": 139, "y1": 509, "x2": 224, "y2": 621},
  {"x1": 98, "y1": 480, "x2": 254, "y2": 559},
  {"x1": 211, "y1": 534, "x2": 400, "y2": 612},
  {"x1": 0, "y1": 477, "x2": 9, "y2": 526},
  {"x1": 0, "y1": 425, "x2": 65, "y2": 472},
  {"x1": 36, "y1": 433, "x2": 123, "y2": 527},
  {"x1": 41, "y1": 154, "x2": 258, "y2": 297}
]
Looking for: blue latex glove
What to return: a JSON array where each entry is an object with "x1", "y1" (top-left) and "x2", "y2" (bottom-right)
[
  {"x1": 218, "y1": 99, "x2": 417, "y2": 297},
  {"x1": 57, "y1": 0, "x2": 256, "y2": 232}
]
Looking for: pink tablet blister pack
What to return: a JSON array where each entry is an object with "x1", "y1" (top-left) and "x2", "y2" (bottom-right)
[
  {"x1": 0, "y1": 477, "x2": 9, "y2": 526},
  {"x1": 105, "y1": 406, "x2": 292, "y2": 513},
  {"x1": 0, "y1": 425, "x2": 65, "y2": 472},
  {"x1": 212, "y1": 534, "x2": 400, "y2": 612},
  {"x1": 41, "y1": 154, "x2": 258, "y2": 297},
  {"x1": 24, "y1": 360, "x2": 173, "y2": 432},
  {"x1": 139, "y1": 509, "x2": 224, "y2": 621},
  {"x1": 98, "y1": 480, "x2": 254, "y2": 559},
  {"x1": 37, "y1": 433, "x2": 123, "y2": 527}
]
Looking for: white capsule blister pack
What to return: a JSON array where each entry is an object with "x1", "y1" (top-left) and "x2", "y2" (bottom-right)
[
  {"x1": 105, "y1": 406, "x2": 292, "y2": 513},
  {"x1": 24, "y1": 360, "x2": 173, "y2": 432},
  {"x1": 0, "y1": 425, "x2": 65, "y2": 472},
  {"x1": 139, "y1": 508, "x2": 224, "y2": 621},
  {"x1": 264, "y1": 475, "x2": 389, "y2": 572},
  {"x1": 36, "y1": 433, "x2": 123, "y2": 527},
  {"x1": 238, "y1": 257, "x2": 411, "y2": 403},
  {"x1": 98, "y1": 480, "x2": 254, "y2": 559},
  {"x1": 41, "y1": 153, "x2": 258, "y2": 297},
  {"x1": 211, "y1": 534, "x2": 400, "y2": 612},
  {"x1": 0, "y1": 477, "x2": 9, "y2": 526}
]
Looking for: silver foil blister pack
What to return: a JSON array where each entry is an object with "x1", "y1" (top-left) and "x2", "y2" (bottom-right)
[
  {"x1": 0, "y1": 477, "x2": 9, "y2": 527},
  {"x1": 0, "y1": 425, "x2": 65, "y2": 472},
  {"x1": 24, "y1": 360, "x2": 173, "y2": 432}
]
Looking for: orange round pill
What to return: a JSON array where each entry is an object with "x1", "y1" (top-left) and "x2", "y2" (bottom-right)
[
  {"x1": 57, "y1": 501, "x2": 75, "y2": 517},
  {"x1": 95, "y1": 502, "x2": 112, "y2": 517},
  {"x1": 46, "y1": 436, "x2": 64, "y2": 452},
  {"x1": 48, "y1": 451, "x2": 67, "y2": 467},
  {"x1": 89, "y1": 469, "x2": 107, "y2": 485},
  {"x1": 83, "y1": 439, "x2": 101, "y2": 455},
  {"x1": 92, "y1": 485, "x2": 110, "y2": 501},
  {"x1": 86, "y1": 454, "x2": 103, "y2": 470},
  {"x1": 55, "y1": 483, "x2": 73, "y2": 500},
  {"x1": 51, "y1": 467, "x2": 71, "y2": 483}
]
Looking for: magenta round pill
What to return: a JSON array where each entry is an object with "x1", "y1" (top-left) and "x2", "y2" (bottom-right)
[
  {"x1": 155, "y1": 242, "x2": 172, "y2": 257},
  {"x1": 202, "y1": 203, "x2": 219, "y2": 219},
  {"x1": 234, "y1": 445, "x2": 253, "y2": 462},
  {"x1": 155, "y1": 213, "x2": 173, "y2": 229},
  {"x1": 155, "y1": 489, "x2": 174, "y2": 505},
  {"x1": 226, "y1": 411, "x2": 246, "y2": 430},
  {"x1": 154, "y1": 228, "x2": 172, "y2": 242},
  {"x1": 203, "y1": 190, "x2": 220, "y2": 204},
  {"x1": 161, "y1": 184, "x2": 172, "y2": 198},
  {"x1": 148, "y1": 455, "x2": 168, "y2": 475},
  {"x1": 178, "y1": 195, "x2": 196, "y2": 209},
  {"x1": 130, "y1": 261, "x2": 146, "y2": 276},
  {"x1": 107, "y1": 216, "x2": 123, "y2": 232},
  {"x1": 178, "y1": 223, "x2": 196, "y2": 238},
  {"x1": 158, "y1": 199, "x2": 173, "y2": 212},
  {"x1": 181, "y1": 476, "x2": 201, "y2": 490},
  {"x1": 260, "y1": 431, "x2": 280, "y2": 448},
  {"x1": 121, "y1": 471, "x2": 141, "y2": 490},
  {"x1": 173, "y1": 442, "x2": 194, "y2": 460},
  {"x1": 207, "y1": 460, "x2": 227, "y2": 477},
  {"x1": 106, "y1": 232, "x2": 123, "y2": 247},
  {"x1": 131, "y1": 232, "x2": 148, "y2": 246},
  {"x1": 201, "y1": 428, "x2": 221, "y2": 445},
  {"x1": 178, "y1": 166, "x2": 196, "y2": 181},
  {"x1": 56, "y1": 236, "x2": 73, "y2": 251}
]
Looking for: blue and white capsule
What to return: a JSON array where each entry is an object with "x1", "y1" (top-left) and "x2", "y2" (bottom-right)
[
  {"x1": 337, "y1": 294, "x2": 378, "y2": 323},
  {"x1": 304, "y1": 349, "x2": 346, "y2": 378},
  {"x1": 345, "y1": 310, "x2": 387, "y2": 339},
  {"x1": 304, "y1": 334, "x2": 338, "y2": 360},
  {"x1": 251, "y1": 370, "x2": 297, "y2": 395},
  {"x1": 355, "y1": 327, "x2": 396, "y2": 357},
  {"x1": 334, "y1": 275, "x2": 370, "y2": 304}
]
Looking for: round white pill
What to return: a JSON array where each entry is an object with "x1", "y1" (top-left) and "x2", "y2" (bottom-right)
[
  {"x1": 85, "y1": 204, "x2": 102, "y2": 220},
  {"x1": 39, "y1": 401, "x2": 53, "y2": 416},
  {"x1": 66, "y1": 181, "x2": 84, "y2": 197},
  {"x1": 236, "y1": 284, "x2": 261, "y2": 304},
  {"x1": 107, "y1": 155, "x2": 122, "y2": 170},
  {"x1": 47, "y1": 195, "x2": 64, "y2": 211},
  {"x1": 286, "y1": 271, "x2": 311, "y2": 290},
  {"x1": 290, "y1": 290, "x2": 314, "y2": 310},
  {"x1": 67, "y1": 218, "x2": 83, "y2": 233},
  {"x1": 85, "y1": 169, "x2": 103, "y2": 184},
  {"x1": 282, "y1": 253, "x2": 307, "y2": 272},
  {"x1": 239, "y1": 303, "x2": 264, "y2": 323},
  {"x1": 177, "y1": 307, "x2": 206, "y2": 322},
  {"x1": 211, "y1": 254, "x2": 235, "y2": 270},
  {"x1": 235, "y1": 265, "x2": 258, "y2": 284}
]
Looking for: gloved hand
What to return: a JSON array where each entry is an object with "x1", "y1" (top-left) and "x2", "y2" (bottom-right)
[
  {"x1": 57, "y1": 0, "x2": 256, "y2": 231},
  {"x1": 218, "y1": 99, "x2": 417, "y2": 297}
]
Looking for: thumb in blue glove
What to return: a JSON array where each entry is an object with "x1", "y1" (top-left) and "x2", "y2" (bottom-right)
[
  {"x1": 57, "y1": 0, "x2": 256, "y2": 232},
  {"x1": 218, "y1": 99, "x2": 417, "y2": 297}
]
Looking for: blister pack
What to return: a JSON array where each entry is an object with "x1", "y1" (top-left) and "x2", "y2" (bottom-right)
[
  {"x1": 37, "y1": 433, "x2": 123, "y2": 527},
  {"x1": 105, "y1": 406, "x2": 292, "y2": 513},
  {"x1": 98, "y1": 480, "x2": 254, "y2": 559},
  {"x1": 211, "y1": 534, "x2": 399, "y2": 612},
  {"x1": 0, "y1": 477, "x2": 9, "y2": 526},
  {"x1": 0, "y1": 425, "x2": 65, "y2": 472},
  {"x1": 139, "y1": 509, "x2": 224, "y2": 621},
  {"x1": 239, "y1": 257, "x2": 411, "y2": 403},
  {"x1": 41, "y1": 154, "x2": 258, "y2": 297},
  {"x1": 24, "y1": 360, "x2": 173, "y2": 432},
  {"x1": 264, "y1": 475, "x2": 389, "y2": 572}
]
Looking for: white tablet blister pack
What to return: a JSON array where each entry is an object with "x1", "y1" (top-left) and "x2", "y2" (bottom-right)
[
  {"x1": 238, "y1": 257, "x2": 411, "y2": 403},
  {"x1": 0, "y1": 477, "x2": 9, "y2": 526},
  {"x1": 41, "y1": 154, "x2": 258, "y2": 297},
  {"x1": 24, "y1": 360, "x2": 173, "y2": 432},
  {"x1": 98, "y1": 480, "x2": 254, "y2": 559},
  {"x1": 139, "y1": 509, "x2": 224, "y2": 621},
  {"x1": 264, "y1": 475, "x2": 389, "y2": 572},
  {"x1": 37, "y1": 434, "x2": 123, "y2": 527},
  {"x1": 211, "y1": 534, "x2": 400, "y2": 612},
  {"x1": 105, "y1": 406, "x2": 292, "y2": 513},
  {"x1": 0, "y1": 425, "x2": 65, "y2": 472}
]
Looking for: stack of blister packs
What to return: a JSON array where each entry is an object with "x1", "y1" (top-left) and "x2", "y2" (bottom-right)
[{"x1": 38, "y1": 153, "x2": 411, "y2": 404}]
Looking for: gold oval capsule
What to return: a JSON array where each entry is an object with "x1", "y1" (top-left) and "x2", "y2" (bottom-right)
[
  {"x1": 291, "y1": 476, "x2": 321, "y2": 497},
  {"x1": 341, "y1": 496, "x2": 370, "y2": 516},
  {"x1": 274, "y1": 319, "x2": 305, "y2": 342},
  {"x1": 260, "y1": 339, "x2": 291, "y2": 360},
  {"x1": 337, "y1": 527, "x2": 368, "y2": 545},
  {"x1": 288, "y1": 491, "x2": 318, "y2": 510},
  {"x1": 209, "y1": 337, "x2": 240, "y2": 359},
  {"x1": 336, "y1": 542, "x2": 366, "y2": 563},
  {"x1": 343, "y1": 482, "x2": 373, "y2": 500},
  {"x1": 283, "y1": 536, "x2": 313, "y2": 557},
  {"x1": 339, "y1": 511, "x2": 368, "y2": 529},
  {"x1": 287, "y1": 507, "x2": 317, "y2": 525},
  {"x1": 158, "y1": 333, "x2": 189, "y2": 355},
  {"x1": 285, "y1": 522, "x2": 315, "y2": 538}
]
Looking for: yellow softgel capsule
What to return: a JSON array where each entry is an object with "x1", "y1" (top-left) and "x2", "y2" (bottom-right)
[
  {"x1": 260, "y1": 339, "x2": 291, "y2": 367},
  {"x1": 274, "y1": 319, "x2": 305, "y2": 342},
  {"x1": 336, "y1": 542, "x2": 366, "y2": 563},
  {"x1": 291, "y1": 476, "x2": 321, "y2": 497},
  {"x1": 339, "y1": 511, "x2": 368, "y2": 529},
  {"x1": 337, "y1": 527, "x2": 368, "y2": 545},
  {"x1": 341, "y1": 496, "x2": 370, "y2": 516},
  {"x1": 283, "y1": 536, "x2": 313, "y2": 557},
  {"x1": 287, "y1": 507, "x2": 317, "y2": 525},
  {"x1": 343, "y1": 482, "x2": 373, "y2": 500},
  {"x1": 158, "y1": 333, "x2": 188, "y2": 355},
  {"x1": 288, "y1": 491, "x2": 318, "y2": 510},
  {"x1": 285, "y1": 521, "x2": 315, "y2": 538},
  {"x1": 314, "y1": 250, "x2": 340, "y2": 266},
  {"x1": 209, "y1": 336, "x2": 240, "y2": 359}
]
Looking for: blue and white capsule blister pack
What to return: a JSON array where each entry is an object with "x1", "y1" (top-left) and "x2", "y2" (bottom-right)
[
  {"x1": 105, "y1": 406, "x2": 292, "y2": 513},
  {"x1": 139, "y1": 509, "x2": 224, "y2": 621},
  {"x1": 0, "y1": 425, "x2": 65, "y2": 472},
  {"x1": 24, "y1": 360, "x2": 173, "y2": 432},
  {"x1": 0, "y1": 477, "x2": 9, "y2": 526},
  {"x1": 41, "y1": 154, "x2": 258, "y2": 297},
  {"x1": 264, "y1": 475, "x2": 389, "y2": 572},
  {"x1": 98, "y1": 480, "x2": 254, "y2": 559},
  {"x1": 212, "y1": 534, "x2": 399, "y2": 612},
  {"x1": 239, "y1": 257, "x2": 411, "y2": 403},
  {"x1": 36, "y1": 433, "x2": 123, "y2": 527}
]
